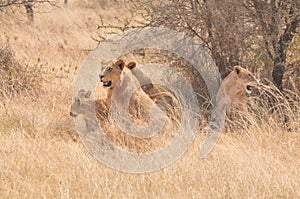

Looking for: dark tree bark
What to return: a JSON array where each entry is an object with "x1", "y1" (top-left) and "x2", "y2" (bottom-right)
[
  {"x1": 0, "y1": 0, "x2": 56, "y2": 23},
  {"x1": 251, "y1": 0, "x2": 300, "y2": 89}
]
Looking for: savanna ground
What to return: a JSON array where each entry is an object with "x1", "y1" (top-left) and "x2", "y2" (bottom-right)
[{"x1": 0, "y1": 0, "x2": 299, "y2": 198}]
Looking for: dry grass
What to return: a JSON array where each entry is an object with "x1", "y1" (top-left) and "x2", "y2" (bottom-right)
[
  {"x1": 1, "y1": 117, "x2": 299, "y2": 198},
  {"x1": 0, "y1": 44, "x2": 44, "y2": 100},
  {"x1": 0, "y1": 1, "x2": 299, "y2": 198}
]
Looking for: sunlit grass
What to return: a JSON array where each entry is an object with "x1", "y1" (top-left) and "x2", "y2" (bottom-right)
[{"x1": 0, "y1": 1, "x2": 299, "y2": 198}]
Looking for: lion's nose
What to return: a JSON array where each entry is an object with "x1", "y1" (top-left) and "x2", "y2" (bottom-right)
[{"x1": 99, "y1": 75, "x2": 104, "y2": 80}]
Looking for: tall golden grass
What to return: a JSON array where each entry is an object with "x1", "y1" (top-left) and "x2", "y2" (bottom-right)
[{"x1": 0, "y1": 1, "x2": 299, "y2": 198}]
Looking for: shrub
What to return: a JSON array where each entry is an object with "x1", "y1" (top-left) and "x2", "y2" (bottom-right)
[{"x1": 0, "y1": 44, "x2": 43, "y2": 99}]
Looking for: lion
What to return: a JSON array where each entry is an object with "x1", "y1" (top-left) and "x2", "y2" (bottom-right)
[
  {"x1": 70, "y1": 58, "x2": 177, "y2": 153},
  {"x1": 70, "y1": 89, "x2": 110, "y2": 121},
  {"x1": 70, "y1": 89, "x2": 111, "y2": 135},
  {"x1": 216, "y1": 65, "x2": 257, "y2": 116},
  {"x1": 70, "y1": 60, "x2": 181, "y2": 152},
  {"x1": 99, "y1": 59, "x2": 127, "y2": 99},
  {"x1": 71, "y1": 59, "x2": 160, "y2": 124},
  {"x1": 99, "y1": 59, "x2": 166, "y2": 122}
]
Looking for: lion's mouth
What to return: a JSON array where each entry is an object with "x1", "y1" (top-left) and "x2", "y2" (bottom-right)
[{"x1": 102, "y1": 81, "x2": 112, "y2": 87}]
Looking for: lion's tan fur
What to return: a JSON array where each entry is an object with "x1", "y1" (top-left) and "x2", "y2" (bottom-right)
[
  {"x1": 99, "y1": 59, "x2": 158, "y2": 121},
  {"x1": 125, "y1": 62, "x2": 180, "y2": 119},
  {"x1": 70, "y1": 90, "x2": 110, "y2": 122},
  {"x1": 217, "y1": 65, "x2": 257, "y2": 115}
]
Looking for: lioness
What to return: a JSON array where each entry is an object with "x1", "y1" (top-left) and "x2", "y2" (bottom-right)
[
  {"x1": 99, "y1": 59, "x2": 126, "y2": 99},
  {"x1": 99, "y1": 59, "x2": 163, "y2": 122},
  {"x1": 70, "y1": 89, "x2": 110, "y2": 121},
  {"x1": 217, "y1": 65, "x2": 257, "y2": 115}
]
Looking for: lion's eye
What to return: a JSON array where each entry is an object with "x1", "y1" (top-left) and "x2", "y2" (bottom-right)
[{"x1": 107, "y1": 67, "x2": 112, "y2": 72}]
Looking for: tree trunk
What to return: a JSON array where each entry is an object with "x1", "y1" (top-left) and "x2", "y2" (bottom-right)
[
  {"x1": 272, "y1": 63, "x2": 285, "y2": 90},
  {"x1": 212, "y1": 51, "x2": 227, "y2": 78},
  {"x1": 271, "y1": 4, "x2": 299, "y2": 90},
  {"x1": 272, "y1": 38, "x2": 286, "y2": 90}
]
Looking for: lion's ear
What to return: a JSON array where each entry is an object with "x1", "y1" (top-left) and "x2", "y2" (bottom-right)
[
  {"x1": 234, "y1": 65, "x2": 242, "y2": 75},
  {"x1": 115, "y1": 60, "x2": 125, "y2": 70},
  {"x1": 127, "y1": 62, "x2": 136, "y2": 69},
  {"x1": 85, "y1": 90, "x2": 92, "y2": 98},
  {"x1": 78, "y1": 89, "x2": 87, "y2": 98}
]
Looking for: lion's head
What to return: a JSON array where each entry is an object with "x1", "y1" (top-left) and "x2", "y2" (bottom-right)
[
  {"x1": 99, "y1": 59, "x2": 125, "y2": 89},
  {"x1": 217, "y1": 65, "x2": 258, "y2": 115},
  {"x1": 70, "y1": 89, "x2": 92, "y2": 117},
  {"x1": 232, "y1": 65, "x2": 257, "y2": 94}
]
